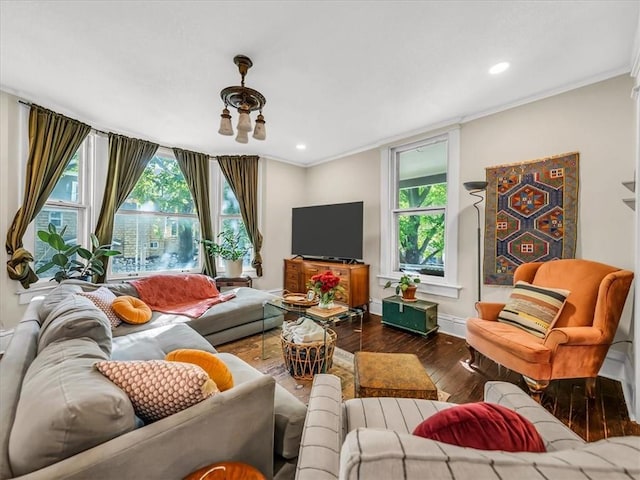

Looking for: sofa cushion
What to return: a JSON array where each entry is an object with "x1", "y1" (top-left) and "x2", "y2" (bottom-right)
[
  {"x1": 112, "y1": 295, "x2": 152, "y2": 324},
  {"x1": 497, "y1": 281, "x2": 570, "y2": 338},
  {"x1": 8, "y1": 337, "x2": 136, "y2": 477},
  {"x1": 412, "y1": 402, "x2": 546, "y2": 452},
  {"x1": 38, "y1": 295, "x2": 112, "y2": 356},
  {"x1": 78, "y1": 286, "x2": 122, "y2": 328},
  {"x1": 216, "y1": 352, "x2": 307, "y2": 459},
  {"x1": 166, "y1": 349, "x2": 234, "y2": 392},
  {"x1": 95, "y1": 360, "x2": 217, "y2": 423},
  {"x1": 36, "y1": 283, "x2": 84, "y2": 323},
  {"x1": 111, "y1": 323, "x2": 217, "y2": 361}
]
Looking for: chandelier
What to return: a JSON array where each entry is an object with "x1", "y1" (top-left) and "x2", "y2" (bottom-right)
[{"x1": 218, "y1": 55, "x2": 266, "y2": 143}]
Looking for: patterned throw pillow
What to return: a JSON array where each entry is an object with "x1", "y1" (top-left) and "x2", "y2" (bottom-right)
[
  {"x1": 497, "y1": 281, "x2": 570, "y2": 338},
  {"x1": 94, "y1": 360, "x2": 218, "y2": 423},
  {"x1": 112, "y1": 295, "x2": 152, "y2": 324},
  {"x1": 78, "y1": 287, "x2": 122, "y2": 329},
  {"x1": 165, "y1": 349, "x2": 234, "y2": 392}
]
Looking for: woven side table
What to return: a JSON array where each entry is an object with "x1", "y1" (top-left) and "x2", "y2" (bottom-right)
[{"x1": 354, "y1": 351, "x2": 438, "y2": 400}]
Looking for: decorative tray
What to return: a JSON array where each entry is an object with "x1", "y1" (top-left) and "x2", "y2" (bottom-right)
[{"x1": 282, "y1": 291, "x2": 319, "y2": 307}]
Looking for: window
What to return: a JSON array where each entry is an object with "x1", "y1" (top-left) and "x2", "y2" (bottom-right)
[
  {"x1": 218, "y1": 175, "x2": 252, "y2": 270},
  {"x1": 380, "y1": 128, "x2": 461, "y2": 298},
  {"x1": 33, "y1": 140, "x2": 90, "y2": 280},
  {"x1": 110, "y1": 152, "x2": 201, "y2": 276}
]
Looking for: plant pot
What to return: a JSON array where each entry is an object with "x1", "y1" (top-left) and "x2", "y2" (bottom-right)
[
  {"x1": 401, "y1": 285, "x2": 418, "y2": 302},
  {"x1": 223, "y1": 258, "x2": 244, "y2": 278}
]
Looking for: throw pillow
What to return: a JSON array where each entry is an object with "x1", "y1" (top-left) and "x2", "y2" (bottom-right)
[
  {"x1": 165, "y1": 349, "x2": 234, "y2": 392},
  {"x1": 412, "y1": 402, "x2": 546, "y2": 452},
  {"x1": 112, "y1": 295, "x2": 152, "y2": 324},
  {"x1": 497, "y1": 281, "x2": 570, "y2": 338},
  {"x1": 95, "y1": 360, "x2": 218, "y2": 423},
  {"x1": 78, "y1": 286, "x2": 122, "y2": 329}
]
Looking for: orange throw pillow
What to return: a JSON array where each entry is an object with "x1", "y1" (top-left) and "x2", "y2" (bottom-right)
[
  {"x1": 112, "y1": 296, "x2": 152, "y2": 324},
  {"x1": 166, "y1": 349, "x2": 234, "y2": 392}
]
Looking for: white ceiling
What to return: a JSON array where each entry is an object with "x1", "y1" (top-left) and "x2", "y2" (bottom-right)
[{"x1": 1, "y1": 1, "x2": 638, "y2": 166}]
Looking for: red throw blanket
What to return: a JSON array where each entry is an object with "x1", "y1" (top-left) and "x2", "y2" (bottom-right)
[{"x1": 130, "y1": 274, "x2": 236, "y2": 318}]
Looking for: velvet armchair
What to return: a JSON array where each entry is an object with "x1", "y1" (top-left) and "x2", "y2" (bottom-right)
[{"x1": 466, "y1": 259, "x2": 634, "y2": 399}]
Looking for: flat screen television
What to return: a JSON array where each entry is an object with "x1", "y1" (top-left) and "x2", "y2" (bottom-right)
[{"x1": 291, "y1": 201, "x2": 363, "y2": 261}]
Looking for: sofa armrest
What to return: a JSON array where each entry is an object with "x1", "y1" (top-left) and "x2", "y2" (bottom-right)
[
  {"x1": 339, "y1": 428, "x2": 638, "y2": 480},
  {"x1": 17, "y1": 375, "x2": 276, "y2": 480},
  {"x1": 474, "y1": 302, "x2": 505, "y2": 320},
  {"x1": 295, "y1": 374, "x2": 343, "y2": 480},
  {"x1": 483, "y1": 381, "x2": 584, "y2": 451},
  {"x1": 543, "y1": 326, "x2": 603, "y2": 349}
]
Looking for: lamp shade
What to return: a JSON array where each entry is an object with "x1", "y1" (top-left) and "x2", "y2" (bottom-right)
[
  {"x1": 253, "y1": 114, "x2": 266, "y2": 140},
  {"x1": 237, "y1": 104, "x2": 252, "y2": 132},
  {"x1": 218, "y1": 108, "x2": 233, "y2": 136},
  {"x1": 235, "y1": 129, "x2": 249, "y2": 144}
]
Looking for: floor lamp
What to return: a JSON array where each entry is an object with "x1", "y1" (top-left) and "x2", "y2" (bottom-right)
[{"x1": 463, "y1": 181, "x2": 488, "y2": 303}]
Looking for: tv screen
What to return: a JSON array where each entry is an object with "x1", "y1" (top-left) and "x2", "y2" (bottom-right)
[{"x1": 292, "y1": 201, "x2": 363, "y2": 261}]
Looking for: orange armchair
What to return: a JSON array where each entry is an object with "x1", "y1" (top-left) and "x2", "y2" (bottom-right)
[{"x1": 466, "y1": 259, "x2": 633, "y2": 399}]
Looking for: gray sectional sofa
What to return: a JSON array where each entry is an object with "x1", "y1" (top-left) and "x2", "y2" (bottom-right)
[
  {"x1": 62, "y1": 278, "x2": 284, "y2": 346},
  {"x1": 0, "y1": 283, "x2": 306, "y2": 480},
  {"x1": 296, "y1": 375, "x2": 640, "y2": 480}
]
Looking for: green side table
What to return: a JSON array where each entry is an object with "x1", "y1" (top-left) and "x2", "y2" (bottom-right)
[{"x1": 381, "y1": 295, "x2": 438, "y2": 336}]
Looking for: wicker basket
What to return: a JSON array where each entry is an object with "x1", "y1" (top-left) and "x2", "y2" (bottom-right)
[{"x1": 280, "y1": 328, "x2": 337, "y2": 380}]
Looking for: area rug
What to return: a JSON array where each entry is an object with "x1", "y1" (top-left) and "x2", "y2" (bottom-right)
[
  {"x1": 217, "y1": 330, "x2": 449, "y2": 405},
  {"x1": 483, "y1": 152, "x2": 579, "y2": 286}
]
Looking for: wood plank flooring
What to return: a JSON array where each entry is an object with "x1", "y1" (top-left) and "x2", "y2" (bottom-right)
[{"x1": 330, "y1": 313, "x2": 640, "y2": 442}]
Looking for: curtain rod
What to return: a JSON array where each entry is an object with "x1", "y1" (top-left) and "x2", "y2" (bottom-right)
[{"x1": 17, "y1": 99, "x2": 210, "y2": 156}]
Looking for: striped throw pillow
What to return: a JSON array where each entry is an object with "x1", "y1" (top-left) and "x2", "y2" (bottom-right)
[{"x1": 497, "y1": 281, "x2": 570, "y2": 338}]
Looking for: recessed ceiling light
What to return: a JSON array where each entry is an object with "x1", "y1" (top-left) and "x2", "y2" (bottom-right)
[
  {"x1": 489, "y1": 62, "x2": 510, "y2": 75},
  {"x1": 296, "y1": 144, "x2": 307, "y2": 150}
]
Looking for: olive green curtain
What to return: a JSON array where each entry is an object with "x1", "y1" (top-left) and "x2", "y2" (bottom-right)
[
  {"x1": 5, "y1": 105, "x2": 91, "y2": 288},
  {"x1": 173, "y1": 148, "x2": 216, "y2": 277},
  {"x1": 94, "y1": 133, "x2": 158, "y2": 282},
  {"x1": 216, "y1": 155, "x2": 264, "y2": 276}
]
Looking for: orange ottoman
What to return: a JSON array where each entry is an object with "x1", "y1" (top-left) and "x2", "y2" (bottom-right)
[
  {"x1": 354, "y1": 351, "x2": 438, "y2": 400},
  {"x1": 184, "y1": 461, "x2": 265, "y2": 480}
]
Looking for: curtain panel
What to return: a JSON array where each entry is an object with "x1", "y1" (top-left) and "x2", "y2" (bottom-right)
[
  {"x1": 173, "y1": 148, "x2": 216, "y2": 277},
  {"x1": 94, "y1": 133, "x2": 158, "y2": 282},
  {"x1": 216, "y1": 155, "x2": 264, "y2": 276},
  {"x1": 5, "y1": 105, "x2": 91, "y2": 288}
]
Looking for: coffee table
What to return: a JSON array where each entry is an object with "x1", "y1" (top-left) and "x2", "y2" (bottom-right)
[
  {"x1": 354, "y1": 351, "x2": 438, "y2": 400},
  {"x1": 263, "y1": 297, "x2": 364, "y2": 360}
]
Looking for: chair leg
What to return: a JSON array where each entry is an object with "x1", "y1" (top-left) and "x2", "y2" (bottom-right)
[
  {"x1": 466, "y1": 344, "x2": 476, "y2": 366},
  {"x1": 522, "y1": 376, "x2": 549, "y2": 403},
  {"x1": 586, "y1": 377, "x2": 597, "y2": 399}
]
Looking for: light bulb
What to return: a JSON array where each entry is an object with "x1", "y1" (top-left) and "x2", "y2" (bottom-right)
[{"x1": 253, "y1": 113, "x2": 266, "y2": 140}]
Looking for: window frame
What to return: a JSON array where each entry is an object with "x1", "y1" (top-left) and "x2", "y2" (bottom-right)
[{"x1": 379, "y1": 126, "x2": 462, "y2": 298}]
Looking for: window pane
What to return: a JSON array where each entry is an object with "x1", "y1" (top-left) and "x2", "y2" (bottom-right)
[
  {"x1": 220, "y1": 218, "x2": 253, "y2": 268},
  {"x1": 48, "y1": 153, "x2": 80, "y2": 203},
  {"x1": 397, "y1": 141, "x2": 447, "y2": 208},
  {"x1": 111, "y1": 214, "x2": 201, "y2": 274},
  {"x1": 397, "y1": 212, "x2": 445, "y2": 277},
  {"x1": 34, "y1": 208, "x2": 79, "y2": 279},
  {"x1": 221, "y1": 179, "x2": 240, "y2": 215},
  {"x1": 123, "y1": 156, "x2": 195, "y2": 214}
]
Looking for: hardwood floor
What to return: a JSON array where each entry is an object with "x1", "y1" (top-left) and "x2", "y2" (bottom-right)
[{"x1": 331, "y1": 313, "x2": 640, "y2": 442}]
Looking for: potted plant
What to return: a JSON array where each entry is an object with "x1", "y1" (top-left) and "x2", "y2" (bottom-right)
[
  {"x1": 384, "y1": 273, "x2": 421, "y2": 301},
  {"x1": 35, "y1": 223, "x2": 121, "y2": 283},
  {"x1": 201, "y1": 229, "x2": 249, "y2": 277}
]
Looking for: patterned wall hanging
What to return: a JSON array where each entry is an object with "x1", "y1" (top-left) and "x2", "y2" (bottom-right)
[{"x1": 483, "y1": 152, "x2": 579, "y2": 286}]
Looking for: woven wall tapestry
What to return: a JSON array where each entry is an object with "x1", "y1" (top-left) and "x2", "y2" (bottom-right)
[{"x1": 483, "y1": 152, "x2": 579, "y2": 286}]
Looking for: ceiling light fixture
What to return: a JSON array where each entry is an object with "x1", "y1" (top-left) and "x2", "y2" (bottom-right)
[
  {"x1": 218, "y1": 55, "x2": 266, "y2": 143},
  {"x1": 296, "y1": 144, "x2": 307, "y2": 150},
  {"x1": 489, "y1": 62, "x2": 510, "y2": 75}
]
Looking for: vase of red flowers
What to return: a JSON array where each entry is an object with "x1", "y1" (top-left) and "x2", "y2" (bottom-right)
[{"x1": 307, "y1": 270, "x2": 346, "y2": 309}]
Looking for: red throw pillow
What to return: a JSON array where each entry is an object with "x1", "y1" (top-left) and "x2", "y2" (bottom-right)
[{"x1": 412, "y1": 402, "x2": 546, "y2": 452}]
